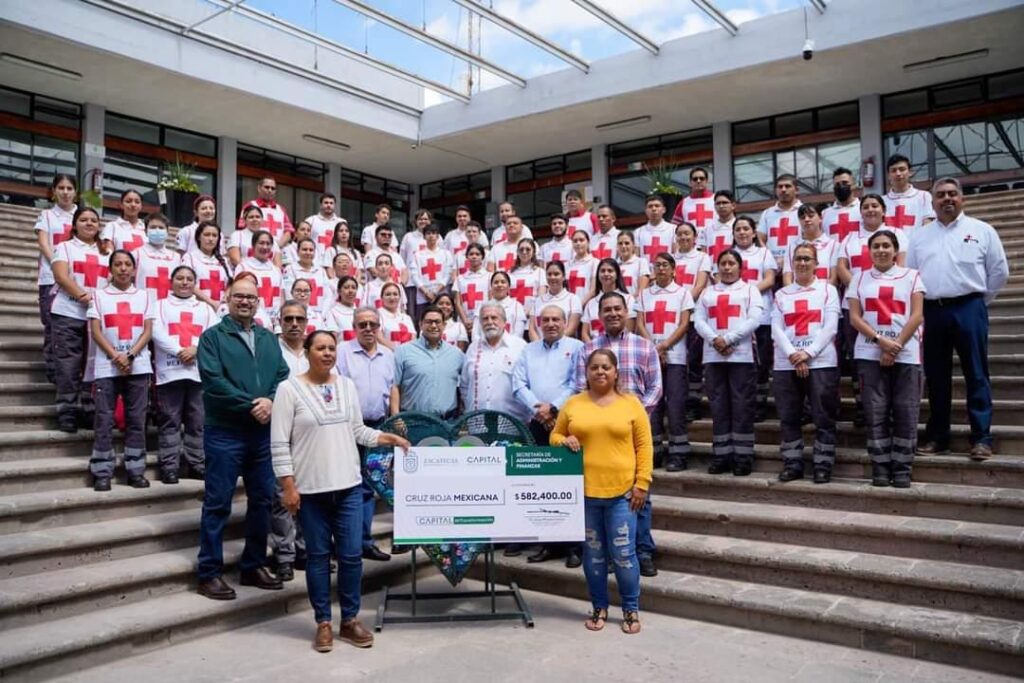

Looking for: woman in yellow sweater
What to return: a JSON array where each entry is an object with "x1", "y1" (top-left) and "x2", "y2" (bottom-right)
[{"x1": 551, "y1": 348, "x2": 653, "y2": 635}]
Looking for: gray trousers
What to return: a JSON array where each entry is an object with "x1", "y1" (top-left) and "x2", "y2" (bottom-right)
[
  {"x1": 51, "y1": 313, "x2": 94, "y2": 421},
  {"x1": 271, "y1": 481, "x2": 304, "y2": 563},
  {"x1": 754, "y1": 325, "x2": 772, "y2": 410},
  {"x1": 90, "y1": 374, "x2": 150, "y2": 479},
  {"x1": 155, "y1": 379, "x2": 205, "y2": 475},
  {"x1": 651, "y1": 364, "x2": 691, "y2": 461},
  {"x1": 39, "y1": 284, "x2": 56, "y2": 382},
  {"x1": 705, "y1": 363, "x2": 757, "y2": 467},
  {"x1": 857, "y1": 360, "x2": 922, "y2": 466},
  {"x1": 773, "y1": 367, "x2": 840, "y2": 471},
  {"x1": 685, "y1": 327, "x2": 704, "y2": 412}
]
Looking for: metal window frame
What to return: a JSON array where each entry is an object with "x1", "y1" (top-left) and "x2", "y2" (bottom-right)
[
  {"x1": 689, "y1": 0, "x2": 739, "y2": 36},
  {"x1": 569, "y1": 0, "x2": 658, "y2": 55}
]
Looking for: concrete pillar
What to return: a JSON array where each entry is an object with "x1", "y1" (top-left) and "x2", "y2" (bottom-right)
[
  {"x1": 712, "y1": 121, "x2": 733, "y2": 191},
  {"x1": 490, "y1": 165, "x2": 506, "y2": 201},
  {"x1": 217, "y1": 136, "x2": 238, "y2": 236},
  {"x1": 859, "y1": 94, "x2": 883, "y2": 191},
  {"x1": 409, "y1": 184, "x2": 420, "y2": 215},
  {"x1": 326, "y1": 162, "x2": 342, "y2": 199},
  {"x1": 590, "y1": 144, "x2": 608, "y2": 205},
  {"x1": 80, "y1": 103, "x2": 105, "y2": 201}
]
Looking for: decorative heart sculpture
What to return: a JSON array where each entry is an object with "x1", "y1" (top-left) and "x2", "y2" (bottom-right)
[{"x1": 363, "y1": 411, "x2": 533, "y2": 586}]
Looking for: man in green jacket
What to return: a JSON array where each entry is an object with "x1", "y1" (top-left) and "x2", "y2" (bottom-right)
[{"x1": 196, "y1": 277, "x2": 290, "y2": 600}]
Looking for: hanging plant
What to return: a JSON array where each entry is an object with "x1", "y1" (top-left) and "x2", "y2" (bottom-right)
[
  {"x1": 643, "y1": 160, "x2": 683, "y2": 196},
  {"x1": 156, "y1": 153, "x2": 201, "y2": 193}
]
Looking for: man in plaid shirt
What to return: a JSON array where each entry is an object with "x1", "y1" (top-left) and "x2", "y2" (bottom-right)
[{"x1": 576, "y1": 291, "x2": 662, "y2": 577}]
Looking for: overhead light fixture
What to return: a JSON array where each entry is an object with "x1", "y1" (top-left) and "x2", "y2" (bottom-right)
[
  {"x1": 0, "y1": 53, "x2": 82, "y2": 80},
  {"x1": 903, "y1": 49, "x2": 989, "y2": 73},
  {"x1": 302, "y1": 133, "x2": 351, "y2": 151},
  {"x1": 595, "y1": 115, "x2": 652, "y2": 132}
]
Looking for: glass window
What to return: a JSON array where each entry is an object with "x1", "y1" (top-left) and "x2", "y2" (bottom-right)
[
  {"x1": 817, "y1": 140, "x2": 861, "y2": 192},
  {"x1": 565, "y1": 150, "x2": 591, "y2": 173},
  {"x1": 507, "y1": 163, "x2": 533, "y2": 183},
  {"x1": 469, "y1": 171, "x2": 491, "y2": 191},
  {"x1": 775, "y1": 111, "x2": 814, "y2": 138},
  {"x1": 421, "y1": 181, "x2": 443, "y2": 200},
  {"x1": 340, "y1": 197, "x2": 361, "y2": 225},
  {"x1": 362, "y1": 175, "x2": 385, "y2": 196},
  {"x1": 534, "y1": 186, "x2": 563, "y2": 221},
  {"x1": 105, "y1": 114, "x2": 160, "y2": 145},
  {"x1": 661, "y1": 129, "x2": 714, "y2": 156},
  {"x1": 508, "y1": 191, "x2": 535, "y2": 225},
  {"x1": 33, "y1": 96, "x2": 80, "y2": 128},
  {"x1": 0, "y1": 88, "x2": 31, "y2": 117},
  {"x1": 987, "y1": 117, "x2": 1024, "y2": 171},
  {"x1": 883, "y1": 90, "x2": 928, "y2": 118},
  {"x1": 0, "y1": 128, "x2": 33, "y2": 184},
  {"x1": 933, "y1": 81, "x2": 984, "y2": 109},
  {"x1": 733, "y1": 152, "x2": 775, "y2": 204},
  {"x1": 817, "y1": 102, "x2": 859, "y2": 130},
  {"x1": 733, "y1": 118, "x2": 771, "y2": 144},
  {"x1": 533, "y1": 156, "x2": 565, "y2": 179},
  {"x1": 29, "y1": 135, "x2": 78, "y2": 189},
  {"x1": 610, "y1": 174, "x2": 653, "y2": 218},
  {"x1": 165, "y1": 128, "x2": 216, "y2": 157},
  {"x1": 934, "y1": 122, "x2": 988, "y2": 177},
  {"x1": 990, "y1": 71, "x2": 1024, "y2": 100},
  {"x1": 608, "y1": 136, "x2": 659, "y2": 165},
  {"x1": 443, "y1": 176, "x2": 469, "y2": 193},
  {"x1": 885, "y1": 130, "x2": 930, "y2": 181}
]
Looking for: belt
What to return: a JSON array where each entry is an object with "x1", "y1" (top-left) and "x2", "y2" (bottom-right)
[{"x1": 925, "y1": 292, "x2": 983, "y2": 307}]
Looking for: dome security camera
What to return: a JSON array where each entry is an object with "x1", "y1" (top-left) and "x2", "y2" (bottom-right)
[{"x1": 803, "y1": 39, "x2": 815, "y2": 61}]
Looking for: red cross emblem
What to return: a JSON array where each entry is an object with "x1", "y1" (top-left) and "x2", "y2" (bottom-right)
[
  {"x1": 589, "y1": 317, "x2": 604, "y2": 335},
  {"x1": 567, "y1": 269, "x2": 587, "y2": 293},
  {"x1": 784, "y1": 298, "x2": 822, "y2": 336},
  {"x1": 341, "y1": 328, "x2": 356, "y2": 341},
  {"x1": 709, "y1": 293, "x2": 741, "y2": 329},
  {"x1": 641, "y1": 235, "x2": 667, "y2": 261},
  {"x1": 462, "y1": 283, "x2": 484, "y2": 310},
  {"x1": 104, "y1": 300, "x2": 142, "y2": 341},
  {"x1": 200, "y1": 270, "x2": 226, "y2": 301},
  {"x1": 123, "y1": 232, "x2": 145, "y2": 253},
  {"x1": 316, "y1": 230, "x2": 334, "y2": 249},
  {"x1": 849, "y1": 243, "x2": 871, "y2": 272},
  {"x1": 687, "y1": 202, "x2": 713, "y2": 228},
  {"x1": 54, "y1": 222, "x2": 73, "y2": 246},
  {"x1": 740, "y1": 260, "x2": 759, "y2": 283},
  {"x1": 256, "y1": 277, "x2": 280, "y2": 308},
  {"x1": 509, "y1": 279, "x2": 534, "y2": 305},
  {"x1": 769, "y1": 218, "x2": 798, "y2": 248},
  {"x1": 497, "y1": 251, "x2": 516, "y2": 272},
  {"x1": 73, "y1": 254, "x2": 109, "y2": 287},
  {"x1": 865, "y1": 286, "x2": 906, "y2": 325},
  {"x1": 675, "y1": 265, "x2": 696, "y2": 286},
  {"x1": 169, "y1": 311, "x2": 203, "y2": 347},
  {"x1": 623, "y1": 274, "x2": 634, "y2": 289},
  {"x1": 306, "y1": 278, "x2": 324, "y2": 307},
  {"x1": 263, "y1": 213, "x2": 283, "y2": 236},
  {"x1": 831, "y1": 213, "x2": 859, "y2": 242},
  {"x1": 708, "y1": 234, "x2": 731, "y2": 262},
  {"x1": 592, "y1": 241, "x2": 613, "y2": 260},
  {"x1": 885, "y1": 205, "x2": 915, "y2": 229},
  {"x1": 645, "y1": 300, "x2": 676, "y2": 335},
  {"x1": 420, "y1": 258, "x2": 442, "y2": 281},
  {"x1": 145, "y1": 266, "x2": 172, "y2": 300},
  {"x1": 389, "y1": 322, "x2": 413, "y2": 344}
]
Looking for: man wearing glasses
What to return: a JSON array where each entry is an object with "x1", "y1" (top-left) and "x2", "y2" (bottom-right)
[
  {"x1": 337, "y1": 307, "x2": 397, "y2": 561},
  {"x1": 196, "y1": 278, "x2": 291, "y2": 600},
  {"x1": 672, "y1": 167, "x2": 715, "y2": 240},
  {"x1": 393, "y1": 305, "x2": 464, "y2": 419}
]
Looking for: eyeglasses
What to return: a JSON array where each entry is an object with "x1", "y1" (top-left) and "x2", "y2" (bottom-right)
[
  {"x1": 356, "y1": 321, "x2": 380, "y2": 330},
  {"x1": 420, "y1": 319, "x2": 443, "y2": 327},
  {"x1": 692, "y1": 176, "x2": 707, "y2": 182},
  {"x1": 282, "y1": 315, "x2": 307, "y2": 323},
  {"x1": 793, "y1": 256, "x2": 815, "y2": 263},
  {"x1": 230, "y1": 294, "x2": 259, "y2": 302},
  {"x1": 654, "y1": 261, "x2": 673, "y2": 269}
]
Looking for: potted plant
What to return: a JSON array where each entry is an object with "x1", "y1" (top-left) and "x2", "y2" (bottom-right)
[
  {"x1": 156, "y1": 154, "x2": 201, "y2": 226},
  {"x1": 643, "y1": 160, "x2": 683, "y2": 216}
]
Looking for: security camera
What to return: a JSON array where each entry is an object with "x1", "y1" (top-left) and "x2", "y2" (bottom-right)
[
  {"x1": 411, "y1": 143, "x2": 418, "y2": 150},
  {"x1": 802, "y1": 39, "x2": 814, "y2": 61}
]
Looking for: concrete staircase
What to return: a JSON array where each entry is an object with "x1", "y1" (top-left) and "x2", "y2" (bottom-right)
[
  {"x1": 486, "y1": 190, "x2": 1024, "y2": 676},
  {"x1": 0, "y1": 204, "x2": 417, "y2": 681}
]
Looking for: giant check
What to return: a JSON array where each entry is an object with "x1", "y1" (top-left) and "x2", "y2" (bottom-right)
[{"x1": 393, "y1": 446, "x2": 584, "y2": 545}]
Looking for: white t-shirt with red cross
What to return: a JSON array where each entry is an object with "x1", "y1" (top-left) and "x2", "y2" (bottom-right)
[
  {"x1": 884, "y1": 187, "x2": 935, "y2": 236},
  {"x1": 771, "y1": 279, "x2": 840, "y2": 371},
  {"x1": 455, "y1": 248, "x2": 487, "y2": 277},
  {"x1": 758, "y1": 202, "x2": 803, "y2": 266},
  {"x1": 672, "y1": 249, "x2": 712, "y2": 294},
  {"x1": 50, "y1": 238, "x2": 109, "y2": 320},
  {"x1": 283, "y1": 263, "x2": 333, "y2": 313},
  {"x1": 380, "y1": 308, "x2": 416, "y2": 347},
  {"x1": 491, "y1": 224, "x2": 533, "y2": 247},
  {"x1": 565, "y1": 255, "x2": 598, "y2": 298},
  {"x1": 365, "y1": 278, "x2": 407, "y2": 311},
  {"x1": 837, "y1": 227, "x2": 907, "y2": 310},
  {"x1": 674, "y1": 193, "x2": 715, "y2": 237},
  {"x1": 100, "y1": 217, "x2": 146, "y2": 253},
  {"x1": 34, "y1": 204, "x2": 76, "y2": 286},
  {"x1": 133, "y1": 244, "x2": 181, "y2": 305},
  {"x1": 148, "y1": 295, "x2": 218, "y2": 385},
  {"x1": 228, "y1": 227, "x2": 282, "y2": 260},
  {"x1": 411, "y1": 247, "x2": 455, "y2": 304},
  {"x1": 364, "y1": 247, "x2": 408, "y2": 282},
  {"x1": 848, "y1": 266, "x2": 926, "y2": 364},
  {"x1": 306, "y1": 213, "x2": 341, "y2": 252},
  {"x1": 694, "y1": 279, "x2": 764, "y2": 364},
  {"x1": 321, "y1": 245, "x2": 364, "y2": 275},
  {"x1": 617, "y1": 256, "x2": 650, "y2": 297},
  {"x1": 400, "y1": 229, "x2": 428, "y2": 267},
  {"x1": 566, "y1": 211, "x2": 598, "y2": 239},
  {"x1": 509, "y1": 265, "x2": 545, "y2": 309},
  {"x1": 634, "y1": 221, "x2": 676, "y2": 269},
  {"x1": 539, "y1": 237, "x2": 573, "y2": 265},
  {"x1": 443, "y1": 319, "x2": 469, "y2": 347},
  {"x1": 781, "y1": 234, "x2": 840, "y2": 282},
  {"x1": 636, "y1": 282, "x2": 695, "y2": 365},
  {"x1": 583, "y1": 292, "x2": 637, "y2": 337},
  {"x1": 701, "y1": 218, "x2": 735, "y2": 263},
  {"x1": 455, "y1": 268, "x2": 490, "y2": 324},
  {"x1": 182, "y1": 251, "x2": 233, "y2": 305},
  {"x1": 87, "y1": 285, "x2": 152, "y2": 379},
  {"x1": 472, "y1": 296, "x2": 528, "y2": 340},
  {"x1": 487, "y1": 241, "x2": 519, "y2": 274},
  {"x1": 238, "y1": 199, "x2": 294, "y2": 240},
  {"x1": 822, "y1": 201, "x2": 861, "y2": 244},
  {"x1": 444, "y1": 227, "x2": 489, "y2": 254},
  {"x1": 236, "y1": 257, "x2": 283, "y2": 322},
  {"x1": 734, "y1": 243, "x2": 776, "y2": 325},
  {"x1": 590, "y1": 228, "x2": 619, "y2": 261},
  {"x1": 529, "y1": 289, "x2": 582, "y2": 328},
  {"x1": 323, "y1": 302, "x2": 357, "y2": 342}
]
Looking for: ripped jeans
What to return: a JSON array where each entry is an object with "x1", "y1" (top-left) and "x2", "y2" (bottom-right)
[{"x1": 582, "y1": 494, "x2": 640, "y2": 613}]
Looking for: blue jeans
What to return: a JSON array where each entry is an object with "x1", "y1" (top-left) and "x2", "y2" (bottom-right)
[
  {"x1": 582, "y1": 494, "x2": 641, "y2": 613},
  {"x1": 197, "y1": 424, "x2": 274, "y2": 580},
  {"x1": 299, "y1": 485, "x2": 364, "y2": 623},
  {"x1": 360, "y1": 477, "x2": 376, "y2": 550},
  {"x1": 635, "y1": 498, "x2": 655, "y2": 560}
]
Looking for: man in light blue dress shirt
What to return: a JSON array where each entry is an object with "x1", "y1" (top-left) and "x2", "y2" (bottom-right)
[{"x1": 393, "y1": 305, "x2": 464, "y2": 419}]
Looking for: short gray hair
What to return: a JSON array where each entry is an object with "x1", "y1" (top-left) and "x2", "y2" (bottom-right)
[
  {"x1": 479, "y1": 301, "x2": 507, "y2": 321},
  {"x1": 280, "y1": 299, "x2": 307, "y2": 313},
  {"x1": 539, "y1": 304, "x2": 566, "y2": 321},
  {"x1": 932, "y1": 177, "x2": 963, "y2": 193},
  {"x1": 353, "y1": 306, "x2": 380, "y2": 321}
]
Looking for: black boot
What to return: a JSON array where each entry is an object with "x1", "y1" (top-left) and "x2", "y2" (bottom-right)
[
  {"x1": 732, "y1": 459, "x2": 752, "y2": 477},
  {"x1": 812, "y1": 465, "x2": 832, "y2": 484},
  {"x1": 891, "y1": 462, "x2": 912, "y2": 489},
  {"x1": 871, "y1": 463, "x2": 891, "y2": 487},
  {"x1": 665, "y1": 455, "x2": 687, "y2": 472},
  {"x1": 777, "y1": 465, "x2": 804, "y2": 482},
  {"x1": 707, "y1": 460, "x2": 731, "y2": 475}
]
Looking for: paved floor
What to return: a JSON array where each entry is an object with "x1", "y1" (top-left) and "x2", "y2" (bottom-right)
[{"x1": 53, "y1": 576, "x2": 1018, "y2": 683}]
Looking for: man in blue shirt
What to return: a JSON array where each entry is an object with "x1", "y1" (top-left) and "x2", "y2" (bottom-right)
[
  {"x1": 393, "y1": 305, "x2": 464, "y2": 419},
  {"x1": 512, "y1": 304, "x2": 584, "y2": 567}
]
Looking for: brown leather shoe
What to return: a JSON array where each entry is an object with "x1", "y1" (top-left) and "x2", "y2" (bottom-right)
[
  {"x1": 969, "y1": 443, "x2": 993, "y2": 461},
  {"x1": 917, "y1": 442, "x2": 950, "y2": 456},
  {"x1": 239, "y1": 566, "x2": 283, "y2": 590},
  {"x1": 314, "y1": 622, "x2": 333, "y2": 652},
  {"x1": 198, "y1": 576, "x2": 237, "y2": 600},
  {"x1": 338, "y1": 618, "x2": 374, "y2": 648}
]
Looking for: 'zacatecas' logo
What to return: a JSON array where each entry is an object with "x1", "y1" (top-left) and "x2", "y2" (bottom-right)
[{"x1": 403, "y1": 449, "x2": 418, "y2": 474}]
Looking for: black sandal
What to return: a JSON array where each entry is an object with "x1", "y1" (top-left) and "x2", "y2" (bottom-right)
[
  {"x1": 621, "y1": 610, "x2": 641, "y2": 634},
  {"x1": 585, "y1": 608, "x2": 608, "y2": 631}
]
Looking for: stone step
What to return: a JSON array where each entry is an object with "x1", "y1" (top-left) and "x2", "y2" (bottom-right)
[
  {"x1": 0, "y1": 314, "x2": 46, "y2": 328},
  {"x1": 0, "y1": 255, "x2": 41, "y2": 270},
  {"x1": 0, "y1": 324, "x2": 43, "y2": 346},
  {"x1": 0, "y1": 516, "x2": 396, "y2": 631},
  {"x1": 0, "y1": 454, "x2": 164, "y2": 495},
  {"x1": 740, "y1": 394, "x2": 1024, "y2": 425},
  {"x1": 485, "y1": 559, "x2": 1023, "y2": 677},
  {"x1": 650, "y1": 495, "x2": 1023, "y2": 569},
  {"x1": 987, "y1": 315, "x2": 1024, "y2": 334},
  {"x1": 0, "y1": 382, "x2": 53, "y2": 406},
  {"x1": 0, "y1": 361, "x2": 48, "y2": 383},
  {"x1": 0, "y1": 508, "x2": 240, "y2": 581},
  {"x1": 0, "y1": 479, "x2": 209, "y2": 534},
  {"x1": 653, "y1": 469, "x2": 1024, "y2": 526},
  {"x1": 646, "y1": 529, "x2": 1024, "y2": 621},
  {"x1": 0, "y1": 430, "x2": 154, "y2": 462},
  {"x1": 683, "y1": 443, "x2": 1024, "y2": 489},
  {"x1": 0, "y1": 551, "x2": 424, "y2": 681},
  {"x1": 0, "y1": 279, "x2": 41, "y2": 295},
  {"x1": 0, "y1": 406, "x2": 55, "y2": 432},
  {"x1": 0, "y1": 340, "x2": 44, "y2": 362},
  {"x1": 0, "y1": 300, "x2": 41, "y2": 316}
]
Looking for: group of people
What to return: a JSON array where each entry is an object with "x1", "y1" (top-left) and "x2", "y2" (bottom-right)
[{"x1": 32, "y1": 156, "x2": 1008, "y2": 649}]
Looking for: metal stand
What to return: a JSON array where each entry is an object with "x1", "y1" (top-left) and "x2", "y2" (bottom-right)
[{"x1": 374, "y1": 546, "x2": 534, "y2": 631}]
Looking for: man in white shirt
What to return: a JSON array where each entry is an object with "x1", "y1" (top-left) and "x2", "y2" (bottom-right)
[
  {"x1": 822, "y1": 167, "x2": 861, "y2": 244},
  {"x1": 634, "y1": 195, "x2": 676, "y2": 270},
  {"x1": 884, "y1": 154, "x2": 935, "y2": 235},
  {"x1": 565, "y1": 189, "x2": 598, "y2": 238},
  {"x1": 492, "y1": 201, "x2": 534, "y2": 246},
  {"x1": 238, "y1": 176, "x2": 294, "y2": 248},
  {"x1": 758, "y1": 174, "x2": 803, "y2": 269},
  {"x1": 672, "y1": 167, "x2": 715, "y2": 239},
  {"x1": 591, "y1": 205, "x2": 620, "y2": 261},
  {"x1": 460, "y1": 302, "x2": 530, "y2": 422},
  {"x1": 907, "y1": 178, "x2": 1008, "y2": 461},
  {"x1": 539, "y1": 214, "x2": 573, "y2": 264},
  {"x1": 360, "y1": 204, "x2": 398, "y2": 250},
  {"x1": 306, "y1": 193, "x2": 341, "y2": 254}
]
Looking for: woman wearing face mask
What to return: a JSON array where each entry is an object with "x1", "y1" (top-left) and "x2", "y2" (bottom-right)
[
  {"x1": 581, "y1": 259, "x2": 635, "y2": 342},
  {"x1": 50, "y1": 207, "x2": 110, "y2": 433},
  {"x1": 848, "y1": 230, "x2": 925, "y2": 488},
  {"x1": 151, "y1": 265, "x2": 218, "y2": 483},
  {"x1": 284, "y1": 238, "x2": 332, "y2": 314},
  {"x1": 100, "y1": 189, "x2": 147, "y2": 253},
  {"x1": 566, "y1": 231, "x2": 597, "y2": 300},
  {"x1": 435, "y1": 292, "x2": 468, "y2": 351},
  {"x1": 615, "y1": 231, "x2": 650, "y2": 298},
  {"x1": 528, "y1": 261, "x2": 582, "y2": 341},
  {"x1": 134, "y1": 213, "x2": 182, "y2": 304},
  {"x1": 782, "y1": 204, "x2": 839, "y2": 287},
  {"x1": 473, "y1": 271, "x2": 527, "y2": 340},
  {"x1": 176, "y1": 194, "x2": 217, "y2": 255},
  {"x1": 229, "y1": 206, "x2": 282, "y2": 269},
  {"x1": 377, "y1": 282, "x2": 416, "y2": 351},
  {"x1": 182, "y1": 221, "x2": 233, "y2": 309},
  {"x1": 455, "y1": 243, "x2": 490, "y2": 338},
  {"x1": 673, "y1": 221, "x2": 712, "y2": 422},
  {"x1": 236, "y1": 230, "x2": 283, "y2": 325},
  {"x1": 35, "y1": 174, "x2": 78, "y2": 383},
  {"x1": 88, "y1": 249, "x2": 153, "y2": 491},
  {"x1": 727, "y1": 216, "x2": 776, "y2": 422},
  {"x1": 771, "y1": 243, "x2": 841, "y2": 484},
  {"x1": 324, "y1": 276, "x2": 361, "y2": 343},
  {"x1": 322, "y1": 220, "x2": 363, "y2": 280},
  {"x1": 695, "y1": 248, "x2": 764, "y2": 477}
]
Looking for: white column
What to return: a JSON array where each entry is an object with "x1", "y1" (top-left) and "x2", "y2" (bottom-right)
[
  {"x1": 217, "y1": 136, "x2": 237, "y2": 236},
  {"x1": 590, "y1": 144, "x2": 608, "y2": 205},
  {"x1": 859, "y1": 94, "x2": 883, "y2": 191},
  {"x1": 408, "y1": 184, "x2": 420, "y2": 215},
  {"x1": 489, "y1": 165, "x2": 506, "y2": 233},
  {"x1": 80, "y1": 103, "x2": 105, "y2": 200},
  {"x1": 712, "y1": 121, "x2": 733, "y2": 191}
]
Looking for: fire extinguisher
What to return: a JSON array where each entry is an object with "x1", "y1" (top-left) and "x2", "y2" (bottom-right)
[{"x1": 861, "y1": 156, "x2": 875, "y2": 188}]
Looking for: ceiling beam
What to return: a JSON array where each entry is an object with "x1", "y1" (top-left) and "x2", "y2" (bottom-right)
[
  {"x1": 807, "y1": 0, "x2": 828, "y2": 14},
  {"x1": 569, "y1": 0, "x2": 659, "y2": 55},
  {"x1": 690, "y1": 0, "x2": 739, "y2": 36},
  {"x1": 450, "y1": 0, "x2": 590, "y2": 73},
  {"x1": 330, "y1": 0, "x2": 527, "y2": 87},
  {"x1": 204, "y1": 0, "x2": 469, "y2": 103}
]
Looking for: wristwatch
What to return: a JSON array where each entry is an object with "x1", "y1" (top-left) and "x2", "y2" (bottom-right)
[{"x1": 126, "y1": 351, "x2": 136, "y2": 361}]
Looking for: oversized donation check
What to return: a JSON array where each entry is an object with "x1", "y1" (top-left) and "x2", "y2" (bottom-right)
[{"x1": 393, "y1": 446, "x2": 584, "y2": 544}]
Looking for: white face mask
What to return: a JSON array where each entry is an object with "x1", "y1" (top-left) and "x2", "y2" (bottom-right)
[{"x1": 148, "y1": 229, "x2": 167, "y2": 246}]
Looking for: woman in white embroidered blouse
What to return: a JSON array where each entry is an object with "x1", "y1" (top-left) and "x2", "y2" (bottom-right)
[{"x1": 270, "y1": 330, "x2": 409, "y2": 652}]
